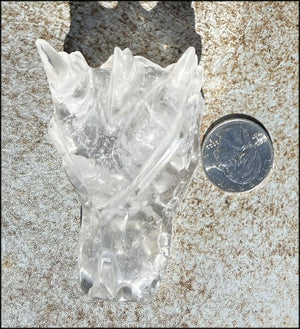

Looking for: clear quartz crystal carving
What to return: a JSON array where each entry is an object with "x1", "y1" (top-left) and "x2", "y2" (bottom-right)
[{"x1": 36, "y1": 39, "x2": 204, "y2": 302}]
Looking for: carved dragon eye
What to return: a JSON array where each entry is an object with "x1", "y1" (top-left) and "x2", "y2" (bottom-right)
[{"x1": 36, "y1": 39, "x2": 204, "y2": 301}]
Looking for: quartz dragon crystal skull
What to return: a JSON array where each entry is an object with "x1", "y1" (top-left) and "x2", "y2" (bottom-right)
[{"x1": 36, "y1": 39, "x2": 204, "y2": 302}]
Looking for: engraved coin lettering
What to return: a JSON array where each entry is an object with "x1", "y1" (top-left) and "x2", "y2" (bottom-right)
[{"x1": 201, "y1": 114, "x2": 274, "y2": 192}]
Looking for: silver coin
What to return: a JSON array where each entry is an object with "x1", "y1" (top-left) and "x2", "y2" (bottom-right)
[{"x1": 201, "y1": 114, "x2": 274, "y2": 193}]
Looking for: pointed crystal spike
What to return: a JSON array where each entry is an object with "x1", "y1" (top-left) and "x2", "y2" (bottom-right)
[
  {"x1": 37, "y1": 39, "x2": 205, "y2": 302},
  {"x1": 168, "y1": 47, "x2": 197, "y2": 89},
  {"x1": 106, "y1": 47, "x2": 135, "y2": 123},
  {"x1": 36, "y1": 39, "x2": 68, "y2": 88}
]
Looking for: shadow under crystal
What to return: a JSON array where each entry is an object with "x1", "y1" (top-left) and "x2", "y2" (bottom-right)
[{"x1": 64, "y1": 1, "x2": 202, "y2": 68}]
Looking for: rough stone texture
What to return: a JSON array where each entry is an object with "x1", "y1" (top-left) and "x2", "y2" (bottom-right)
[{"x1": 1, "y1": 1, "x2": 298, "y2": 327}]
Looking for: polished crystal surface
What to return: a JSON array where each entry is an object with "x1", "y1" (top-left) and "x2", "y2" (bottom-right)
[{"x1": 36, "y1": 39, "x2": 204, "y2": 302}]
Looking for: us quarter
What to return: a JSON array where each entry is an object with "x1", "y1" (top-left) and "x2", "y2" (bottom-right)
[{"x1": 201, "y1": 114, "x2": 274, "y2": 193}]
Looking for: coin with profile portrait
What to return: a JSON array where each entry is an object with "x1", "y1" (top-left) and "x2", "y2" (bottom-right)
[{"x1": 201, "y1": 114, "x2": 274, "y2": 193}]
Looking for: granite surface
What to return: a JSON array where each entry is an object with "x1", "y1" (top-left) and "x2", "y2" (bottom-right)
[{"x1": 1, "y1": 1, "x2": 298, "y2": 327}]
